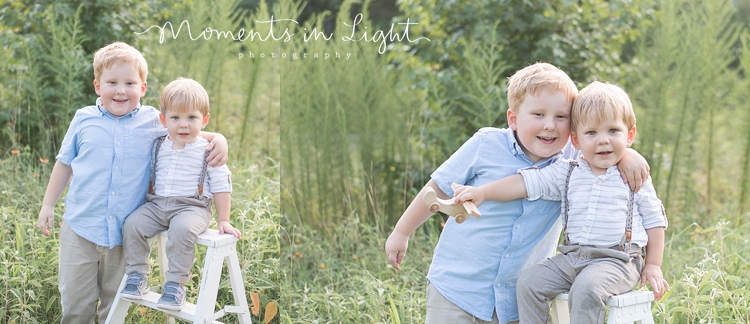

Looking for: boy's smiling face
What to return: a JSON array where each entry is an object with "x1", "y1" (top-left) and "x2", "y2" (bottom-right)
[
  {"x1": 572, "y1": 117, "x2": 636, "y2": 175},
  {"x1": 508, "y1": 89, "x2": 572, "y2": 163},
  {"x1": 94, "y1": 62, "x2": 147, "y2": 117},
  {"x1": 159, "y1": 108, "x2": 210, "y2": 150}
]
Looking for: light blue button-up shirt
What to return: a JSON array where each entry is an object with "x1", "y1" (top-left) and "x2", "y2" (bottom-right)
[
  {"x1": 56, "y1": 98, "x2": 165, "y2": 248},
  {"x1": 428, "y1": 127, "x2": 575, "y2": 323}
]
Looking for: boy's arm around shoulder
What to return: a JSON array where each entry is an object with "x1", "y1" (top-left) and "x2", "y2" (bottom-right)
[
  {"x1": 385, "y1": 180, "x2": 446, "y2": 270},
  {"x1": 618, "y1": 148, "x2": 650, "y2": 192},
  {"x1": 38, "y1": 161, "x2": 73, "y2": 236},
  {"x1": 200, "y1": 132, "x2": 228, "y2": 167}
]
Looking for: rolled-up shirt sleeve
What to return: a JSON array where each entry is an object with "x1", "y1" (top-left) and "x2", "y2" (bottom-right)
[{"x1": 636, "y1": 177, "x2": 668, "y2": 230}]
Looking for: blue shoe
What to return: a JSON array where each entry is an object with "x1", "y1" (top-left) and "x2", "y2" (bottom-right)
[
  {"x1": 157, "y1": 281, "x2": 185, "y2": 310},
  {"x1": 120, "y1": 273, "x2": 149, "y2": 299}
]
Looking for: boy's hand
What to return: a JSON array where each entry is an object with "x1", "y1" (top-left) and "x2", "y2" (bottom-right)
[
  {"x1": 641, "y1": 264, "x2": 670, "y2": 300},
  {"x1": 217, "y1": 220, "x2": 241, "y2": 239},
  {"x1": 618, "y1": 148, "x2": 650, "y2": 192},
  {"x1": 385, "y1": 231, "x2": 409, "y2": 270},
  {"x1": 38, "y1": 206, "x2": 55, "y2": 236},
  {"x1": 452, "y1": 185, "x2": 486, "y2": 207},
  {"x1": 206, "y1": 134, "x2": 229, "y2": 167}
]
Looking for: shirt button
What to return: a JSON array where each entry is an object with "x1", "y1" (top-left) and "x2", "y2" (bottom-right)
[
  {"x1": 114, "y1": 166, "x2": 118, "y2": 170},
  {"x1": 595, "y1": 180, "x2": 600, "y2": 185},
  {"x1": 111, "y1": 191, "x2": 115, "y2": 195},
  {"x1": 505, "y1": 254, "x2": 510, "y2": 258},
  {"x1": 516, "y1": 225, "x2": 521, "y2": 229}
]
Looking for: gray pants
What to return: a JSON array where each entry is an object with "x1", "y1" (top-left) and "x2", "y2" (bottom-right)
[
  {"x1": 123, "y1": 194, "x2": 212, "y2": 284},
  {"x1": 516, "y1": 245, "x2": 642, "y2": 324},
  {"x1": 58, "y1": 221, "x2": 124, "y2": 324}
]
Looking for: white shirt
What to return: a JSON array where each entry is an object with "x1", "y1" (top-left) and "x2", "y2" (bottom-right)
[
  {"x1": 519, "y1": 157, "x2": 667, "y2": 248},
  {"x1": 153, "y1": 136, "x2": 232, "y2": 198}
]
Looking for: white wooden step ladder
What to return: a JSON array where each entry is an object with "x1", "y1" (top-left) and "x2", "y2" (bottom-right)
[
  {"x1": 550, "y1": 290, "x2": 654, "y2": 324},
  {"x1": 105, "y1": 229, "x2": 252, "y2": 324}
]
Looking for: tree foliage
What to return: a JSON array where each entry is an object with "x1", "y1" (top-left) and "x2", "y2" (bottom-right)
[{"x1": 390, "y1": 0, "x2": 656, "y2": 154}]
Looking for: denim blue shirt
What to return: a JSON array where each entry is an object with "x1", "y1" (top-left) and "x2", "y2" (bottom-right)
[
  {"x1": 56, "y1": 98, "x2": 165, "y2": 248},
  {"x1": 428, "y1": 127, "x2": 575, "y2": 323}
]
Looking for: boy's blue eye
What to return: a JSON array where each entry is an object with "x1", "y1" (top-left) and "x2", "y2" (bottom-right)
[
  {"x1": 586, "y1": 131, "x2": 596, "y2": 135},
  {"x1": 609, "y1": 129, "x2": 618, "y2": 133}
]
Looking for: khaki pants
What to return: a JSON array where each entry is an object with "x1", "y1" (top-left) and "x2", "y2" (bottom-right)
[
  {"x1": 59, "y1": 221, "x2": 124, "y2": 324},
  {"x1": 426, "y1": 282, "x2": 515, "y2": 324}
]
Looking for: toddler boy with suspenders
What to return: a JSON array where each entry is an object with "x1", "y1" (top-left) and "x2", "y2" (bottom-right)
[{"x1": 119, "y1": 78, "x2": 241, "y2": 310}]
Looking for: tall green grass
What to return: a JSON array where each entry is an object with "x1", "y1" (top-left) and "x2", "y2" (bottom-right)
[
  {"x1": 628, "y1": 0, "x2": 746, "y2": 223},
  {"x1": 280, "y1": 0, "x2": 424, "y2": 232}
]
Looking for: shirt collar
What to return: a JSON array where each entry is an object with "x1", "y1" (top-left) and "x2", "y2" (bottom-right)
[
  {"x1": 96, "y1": 97, "x2": 140, "y2": 119},
  {"x1": 507, "y1": 130, "x2": 562, "y2": 167},
  {"x1": 163, "y1": 136, "x2": 205, "y2": 150},
  {"x1": 576, "y1": 156, "x2": 620, "y2": 177}
]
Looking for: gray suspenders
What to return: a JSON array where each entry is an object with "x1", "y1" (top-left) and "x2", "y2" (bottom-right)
[
  {"x1": 148, "y1": 136, "x2": 211, "y2": 199},
  {"x1": 561, "y1": 161, "x2": 635, "y2": 252}
]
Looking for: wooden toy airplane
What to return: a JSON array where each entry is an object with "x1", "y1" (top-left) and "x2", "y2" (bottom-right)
[{"x1": 422, "y1": 183, "x2": 481, "y2": 223}]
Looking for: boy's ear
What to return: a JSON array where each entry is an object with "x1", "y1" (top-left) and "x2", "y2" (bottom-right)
[
  {"x1": 202, "y1": 113, "x2": 210, "y2": 128},
  {"x1": 507, "y1": 109, "x2": 518, "y2": 131},
  {"x1": 140, "y1": 81, "x2": 148, "y2": 97},
  {"x1": 159, "y1": 113, "x2": 167, "y2": 127},
  {"x1": 93, "y1": 79, "x2": 101, "y2": 95},
  {"x1": 626, "y1": 125, "x2": 636, "y2": 147},
  {"x1": 570, "y1": 131, "x2": 581, "y2": 150}
]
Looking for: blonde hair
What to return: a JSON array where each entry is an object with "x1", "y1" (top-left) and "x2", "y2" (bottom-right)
[
  {"x1": 571, "y1": 81, "x2": 635, "y2": 133},
  {"x1": 92, "y1": 42, "x2": 148, "y2": 83},
  {"x1": 507, "y1": 62, "x2": 578, "y2": 113},
  {"x1": 160, "y1": 78, "x2": 210, "y2": 115}
]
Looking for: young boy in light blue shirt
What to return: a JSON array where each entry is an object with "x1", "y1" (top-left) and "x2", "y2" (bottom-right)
[
  {"x1": 37, "y1": 42, "x2": 228, "y2": 324},
  {"x1": 385, "y1": 63, "x2": 650, "y2": 324}
]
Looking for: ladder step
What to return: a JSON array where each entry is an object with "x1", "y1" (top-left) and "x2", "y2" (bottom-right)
[
  {"x1": 122, "y1": 292, "x2": 224, "y2": 324},
  {"x1": 158, "y1": 229, "x2": 238, "y2": 248}
]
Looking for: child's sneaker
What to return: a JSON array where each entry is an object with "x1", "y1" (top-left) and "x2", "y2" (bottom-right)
[
  {"x1": 157, "y1": 281, "x2": 185, "y2": 310},
  {"x1": 120, "y1": 273, "x2": 149, "y2": 299}
]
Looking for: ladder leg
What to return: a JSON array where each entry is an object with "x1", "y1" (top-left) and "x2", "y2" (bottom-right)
[
  {"x1": 104, "y1": 275, "x2": 132, "y2": 324},
  {"x1": 549, "y1": 297, "x2": 570, "y2": 324},
  {"x1": 193, "y1": 246, "x2": 224, "y2": 323},
  {"x1": 226, "y1": 251, "x2": 252, "y2": 323}
]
